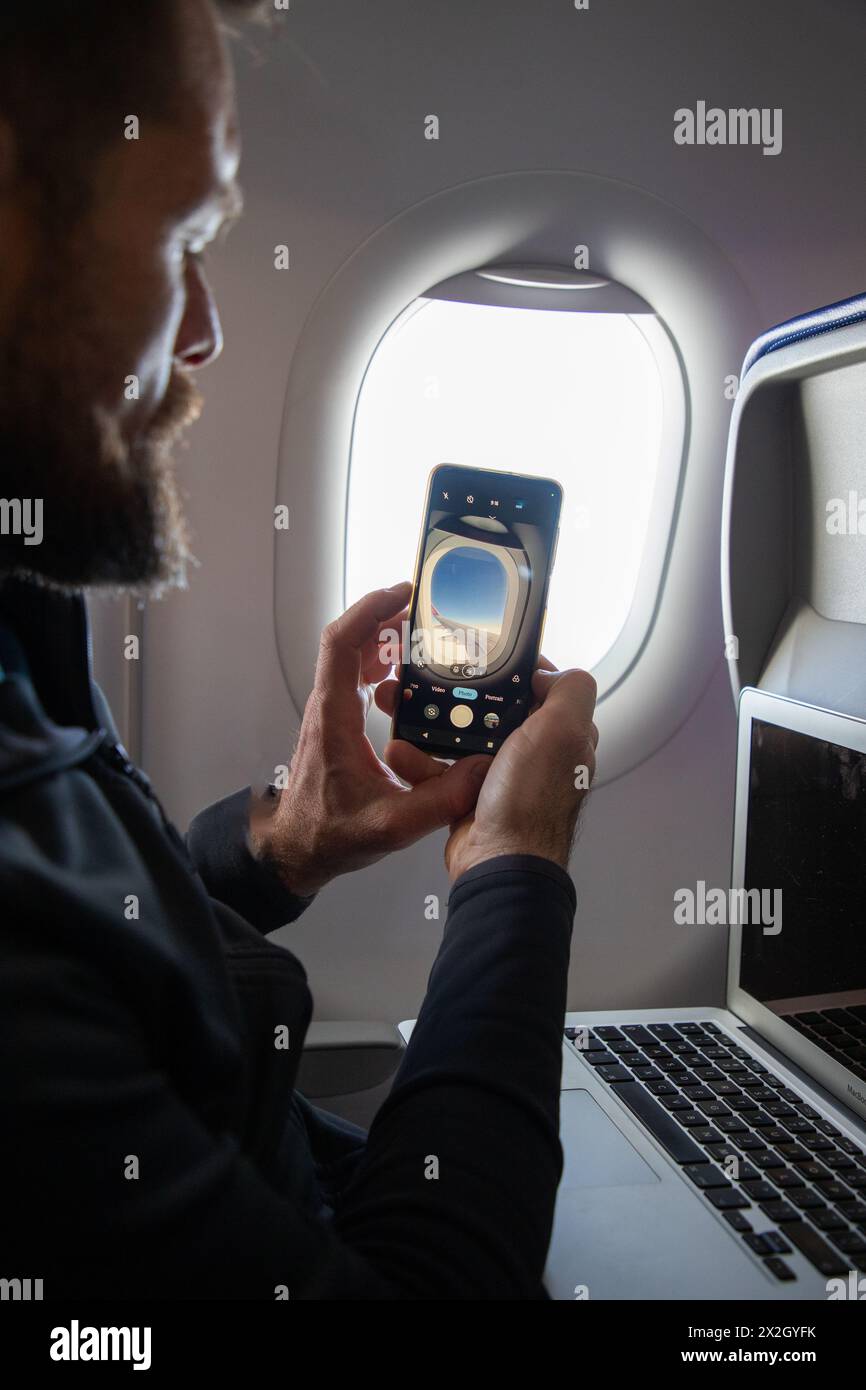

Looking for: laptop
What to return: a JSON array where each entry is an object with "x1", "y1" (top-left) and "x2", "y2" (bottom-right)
[{"x1": 401, "y1": 687, "x2": 866, "y2": 1299}]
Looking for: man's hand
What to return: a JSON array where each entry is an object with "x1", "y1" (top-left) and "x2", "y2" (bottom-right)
[
  {"x1": 443, "y1": 663, "x2": 599, "y2": 883},
  {"x1": 251, "y1": 583, "x2": 491, "y2": 897}
]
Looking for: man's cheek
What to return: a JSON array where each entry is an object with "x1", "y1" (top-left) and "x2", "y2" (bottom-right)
[{"x1": 126, "y1": 289, "x2": 184, "y2": 418}]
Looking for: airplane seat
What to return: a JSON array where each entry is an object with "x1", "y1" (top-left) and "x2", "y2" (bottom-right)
[
  {"x1": 297, "y1": 1020, "x2": 405, "y2": 1127},
  {"x1": 722, "y1": 290, "x2": 866, "y2": 723}
]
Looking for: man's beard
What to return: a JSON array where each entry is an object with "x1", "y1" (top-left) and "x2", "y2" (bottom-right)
[{"x1": 0, "y1": 292, "x2": 204, "y2": 596}]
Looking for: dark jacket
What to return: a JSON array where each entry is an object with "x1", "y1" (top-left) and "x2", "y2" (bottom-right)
[{"x1": 0, "y1": 576, "x2": 576, "y2": 1299}]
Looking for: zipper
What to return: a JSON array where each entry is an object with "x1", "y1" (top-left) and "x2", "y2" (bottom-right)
[{"x1": 100, "y1": 741, "x2": 192, "y2": 862}]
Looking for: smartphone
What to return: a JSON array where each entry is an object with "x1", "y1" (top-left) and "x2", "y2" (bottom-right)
[{"x1": 391, "y1": 463, "x2": 562, "y2": 759}]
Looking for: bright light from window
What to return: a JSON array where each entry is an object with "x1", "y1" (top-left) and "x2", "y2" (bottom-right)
[{"x1": 346, "y1": 298, "x2": 665, "y2": 672}]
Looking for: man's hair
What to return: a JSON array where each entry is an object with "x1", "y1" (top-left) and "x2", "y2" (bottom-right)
[{"x1": 0, "y1": 1, "x2": 268, "y2": 216}]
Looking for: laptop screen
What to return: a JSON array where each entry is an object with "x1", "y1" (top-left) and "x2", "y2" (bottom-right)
[{"x1": 739, "y1": 717, "x2": 866, "y2": 1084}]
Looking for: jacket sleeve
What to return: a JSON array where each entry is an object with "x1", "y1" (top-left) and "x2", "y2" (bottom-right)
[
  {"x1": 4, "y1": 855, "x2": 574, "y2": 1300},
  {"x1": 185, "y1": 785, "x2": 316, "y2": 933},
  {"x1": 334, "y1": 853, "x2": 576, "y2": 1297}
]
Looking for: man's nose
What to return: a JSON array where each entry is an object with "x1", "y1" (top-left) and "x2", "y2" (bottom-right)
[{"x1": 175, "y1": 256, "x2": 223, "y2": 369}]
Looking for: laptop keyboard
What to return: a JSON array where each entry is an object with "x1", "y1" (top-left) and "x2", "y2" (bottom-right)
[
  {"x1": 565, "y1": 1020, "x2": 866, "y2": 1284},
  {"x1": 784, "y1": 1006, "x2": 866, "y2": 1082}
]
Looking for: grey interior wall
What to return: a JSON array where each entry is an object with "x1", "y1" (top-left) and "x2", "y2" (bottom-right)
[{"x1": 92, "y1": 0, "x2": 866, "y2": 1023}]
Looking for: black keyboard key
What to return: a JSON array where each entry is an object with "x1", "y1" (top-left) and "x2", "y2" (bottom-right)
[
  {"x1": 676, "y1": 1023, "x2": 704, "y2": 1035},
  {"x1": 776, "y1": 1143, "x2": 810, "y2": 1162},
  {"x1": 822, "y1": 1009, "x2": 853, "y2": 1026},
  {"x1": 773, "y1": 1168, "x2": 806, "y2": 1190},
  {"x1": 744, "y1": 1232, "x2": 775, "y2": 1255},
  {"x1": 802, "y1": 1134, "x2": 834, "y2": 1152},
  {"x1": 783, "y1": 1118, "x2": 817, "y2": 1136},
  {"x1": 692, "y1": 1127, "x2": 725, "y2": 1146},
  {"x1": 829, "y1": 1231, "x2": 866, "y2": 1256},
  {"x1": 810, "y1": 1207, "x2": 846, "y2": 1232},
  {"x1": 697, "y1": 1100, "x2": 733, "y2": 1118},
  {"x1": 763, "y1": 1101, "x2": 796, "y2": 1118},
  {"x1": 679, "y1": 1111, "x2": 709, "y2": 1127},
  {"x1": 814, "y1": 1119, "x2": 842, "y2": 1137},
  {"x1": 727, "y1": 1095, "x2": 760, "y2": 1112},
  {"x1": 797, "y1": 1104, "x2": 821, "y2": 1120},
  {"x1": 612, "y1": 1081, "x2": 707, "y2": 1165},
  {"x1": 584, "y1": 1051, "x2": 618, "y2": 1067},
  {"x1": 707, "y1": 1188, "x2": 750, "y2": 1210},
  {"x1": 704, "y1": 1142, "x2": 743, "y2": 1165},
  {"x1": 649, "y1": 1024, "x2": 680, "y2": 1040},
  {"x1": 694, "y1": 1066, "x2": 725, "y2": 1082},
  {"x1": 729, "y1": 1131, "x2": 765, "y2": 1149},
  {"x1": 763, "y1": 1231, "x2": 792, "y2": 1254},
  {"x1": 597, "y1": 1064, "x2": 633, "y2": 1083},
  {"x1": 621, "y1": 1026, "x2": 656, "y2": 1046},
  {"x1": 823, "y1": 1152, "x2": 856, "y2": 1172},
  {"x1": 723, "y1": 1210, "x2": 753, "y2": 1232},
  {"x1": 742, "y1": 1180, "x2": 778, "y2": 1201},
  {"x1": 764, "y1": 1256, "x2": 796, "y2": 1281},
  {"x1": 784, "y1": 1222, "x2": 851, "y2": 1276},
  {"x1": 681, "y1": 1085, "x2": 714, "y2": 1101},
  {"x1": 752, "y1": 1150, "x2": 785, "y2": 1170},
  {"x1": 790, "y1": 1188, "x2": 826, "y2": 1210},
  {"x1": 632, "y1": 1065, "x2": 663, "y2": 1082},
  {"x1": 762, "y1": 1127, "x2": 792, "y2": 1147},
  {"x1": 647, "y1": 1080, "x2": 677, "y2": 1096},
  {"x1": 716, "y1": 1116, "x2": 749, "y2": 1135},
  {"x1": 794, "y1": 1159, "x2": 831, "y2": 1182},
  {"x1": 683, "y1": 1164, "x2": 730, "y2": 1189},
  {"x1": 818, "y1": 1180, "x2": 854, "y2": 1203},
  {"x1": 594, "y1": 1026, "x2": 624, "y2": 1041},
  {"x1": 759, "y1": 1200, "x2": 799, "y2": 1224}
]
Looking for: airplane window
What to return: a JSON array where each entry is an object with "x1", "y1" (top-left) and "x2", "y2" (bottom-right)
[{"x1": 345, "y1": 289, "x2": 670, "y2": 676}]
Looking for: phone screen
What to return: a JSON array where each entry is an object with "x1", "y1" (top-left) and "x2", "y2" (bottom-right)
[{"x1": 391, "y1": 464, "x2": 562, "y2": 759}]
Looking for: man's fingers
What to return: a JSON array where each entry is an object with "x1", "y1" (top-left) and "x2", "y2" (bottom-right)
[
  {"x1": 530, "y1": 667, "x2": 599, "y2": 743},
  {"x1": 315, "y1": 582, "x2": 411, "y2": 698},
  {"x1": 378, "y1": 754, "x2": 492, "y2": 844},
  {"x1": 374, "y1": 679, "x2": 402, "y2": 717},
  {"x1": 384, "y1": 738, "x2": 450, "y2": 785},
  {"x1": 362, "y1": 606, "x2": 408, "y2": 686},
  {"x1": 536, "y1": 652, "x2": 558, "y2": 673}
]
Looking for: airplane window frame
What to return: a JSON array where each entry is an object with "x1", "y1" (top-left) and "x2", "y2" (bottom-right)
[{"x1": 344, "y1": 267, "x2": 688, "y2": 703}]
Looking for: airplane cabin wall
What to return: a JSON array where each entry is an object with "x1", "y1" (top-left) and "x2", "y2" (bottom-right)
[{"x1": 96, "y1": 0, "x2": 866, "y2": 1021}]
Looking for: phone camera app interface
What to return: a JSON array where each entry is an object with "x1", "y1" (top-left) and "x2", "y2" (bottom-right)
[{"x1": 395, "y1": 468, "x2": 560, "y2": 757}]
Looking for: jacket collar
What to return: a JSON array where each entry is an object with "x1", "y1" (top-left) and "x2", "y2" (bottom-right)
[
  {"x1": 0, "y1": 575, "x2": 101, "y2": 731},
  {"x1": 0, "y1": 576, "x2": 113, "y2": 793}
]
